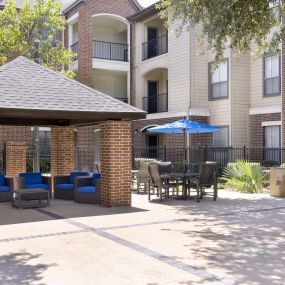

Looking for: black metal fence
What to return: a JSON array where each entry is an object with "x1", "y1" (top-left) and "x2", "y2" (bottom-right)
[
  {"x1": 142, "y1": 93, "x2": 168, "y2": 114},
  {"x1": 132, "y1": 146, "x2": 285, "y2": 174},
  {"x1": 92, "y1": 40, "x2": 128, "y2": 62},
  {"x1": 142, "y1": 34, "x2": 168, "y2": 60},
  {"x1": 70, "y1": 42, "x2": 79, "y2": 61},
  {"x1": 26, "y1": 149, "x2": 51, "y2": 174}
]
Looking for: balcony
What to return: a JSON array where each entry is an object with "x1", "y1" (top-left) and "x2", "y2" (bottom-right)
[
  {"x1": 70, "y1": 42, "x2": 78, "y2": 61},
  {"x1": 142, "y1": 35, "x2": 168, "y2": 61},
  {"x1": 92, "y1": 40, "x2": 128, "y2": 62},
  {"x1": 115, "y1": 97, "x2": 128, "y2": 104},
  {"x1": 142, "y1": 93, "x2": 168, "y2": 114}
]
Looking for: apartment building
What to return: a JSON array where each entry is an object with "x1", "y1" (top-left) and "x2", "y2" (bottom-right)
[
  {"x1": 128, "y1": 3, "x2": 282, "y2": 153},
  {"x1": 0, "y1": 0, "x2": 282, "y2": 168}
]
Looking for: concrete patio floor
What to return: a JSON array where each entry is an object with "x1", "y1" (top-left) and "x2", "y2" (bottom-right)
[{"x1": 0, "y1": 190, "x2": 284, "y2": 285}]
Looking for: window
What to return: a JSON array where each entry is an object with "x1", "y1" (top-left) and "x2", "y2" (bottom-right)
[
  {"x1": 212, "y1": 126, "x2": 229, "y2": 146},
  {"x1": 209, "y1": 59, "x2": 228, "y2": 99},
  {"x1": 264, "y1": 126, "x2": 280, "y2": 148},
  {"x1": 38, "y1": 129, "x2": 51, "y2": 156},
  {"x1": 270, "y1": 0, "x2": 282, "y2": 20},
  {"x1": 264, "y1": 53, "x2": 280, "y2": 96},
  {"x1": 264, "y1": 125, "x2": 281, "y2": 163}
]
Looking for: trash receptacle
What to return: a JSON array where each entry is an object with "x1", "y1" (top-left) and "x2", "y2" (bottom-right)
[{"x1": 270, "y1": 167, "x2": 285, "y2": 197}]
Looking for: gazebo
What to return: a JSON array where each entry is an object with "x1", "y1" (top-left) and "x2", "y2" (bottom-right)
[{"x1": 0, "y1": 56, "x2": 146, "y2": 207}]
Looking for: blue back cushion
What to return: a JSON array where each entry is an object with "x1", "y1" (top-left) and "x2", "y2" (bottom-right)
[
  {"x1": 20, "y1": 173, "x2": 42, "y2": 185},
  {"x1": 92, "y1": 173, "x2": 101, "y2": 186},
  {"x1": 0, "y1": 174, "x2": 4, "y2": 186},
  {"x1": 69, "y1": 172, "x2": 89, "y2": 183}
]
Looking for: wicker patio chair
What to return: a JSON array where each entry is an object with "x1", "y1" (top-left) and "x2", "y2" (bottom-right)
[
  {"x1": 186, "y1": 162, "x2": 217, "y2": 202},
  {"x1": 137, "y1": 162, "x2": 152, "y2": 194},
  {"x1": 54, "y1": 171, "x2": 89, "y2": 200},
  {"x1": 18, "y1": 172, "x2": 52, "y2": 200},
  {"x1": 0, "y1": 175, "x2": 13, "y2": 202},
  {"x1": 74, "y1": 173, "x2": 100, "y2": 204},
  {"x1": 148, "y1": 163, "x2": 177, "y2": 202}
]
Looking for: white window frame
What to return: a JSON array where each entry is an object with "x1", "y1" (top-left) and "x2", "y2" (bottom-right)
[
  {"x1": 263, "y1": 53, "x2": 281, "y2": 97},
  {"x1": 209, "y1": 58, "x2": 229, "y2": 100}
]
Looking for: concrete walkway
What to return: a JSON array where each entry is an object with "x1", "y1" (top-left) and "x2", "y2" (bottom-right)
[{"x1": 0, "y1": 190, "x2": 284, "y2": 285}]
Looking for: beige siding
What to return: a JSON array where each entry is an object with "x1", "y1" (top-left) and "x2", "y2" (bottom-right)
[
  {"x1": 168, "y1": 29, "x2": 190, "y2": 112},
  {"x1": 207, "y1": 49, "x2": 231, "y2": 142},
  {"x1": 250, "y1": 55, "x2": 281, "y2": 108},
  {"x1": 231, "y1": 54, "x2": 251, "y2": 146},
  {"x1": 192, "y1": 26, "x2": 208, "y2": 109}
]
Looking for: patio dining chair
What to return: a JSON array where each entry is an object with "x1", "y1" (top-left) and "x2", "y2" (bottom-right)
[
  {"x1": 74, "y1": 173, "x2": 101, "y2": 204},
  {"x1": 186, "y1": 162, "x2": 217, "y2": 202},
  {"x1": 137, "y1": 162, "x2": 152, "y2": 194},
  {"x1": 148, "y1": 163, "x2": 177, "y2": 202},
  {"x1": 0, "y1": 174, "x2": 13, "y2": 202},
  {"x1": 54, "y1": 171, "x2": 89, "y2": 200}
]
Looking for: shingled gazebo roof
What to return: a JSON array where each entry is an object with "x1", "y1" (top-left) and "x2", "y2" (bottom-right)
[{"x1": 0, "y1": 56, "x2": 146, "y2": 126}]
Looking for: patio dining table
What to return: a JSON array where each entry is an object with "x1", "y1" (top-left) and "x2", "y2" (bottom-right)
[{"x1": 161, "y1": 172, "x2": 199, "y2": 199}]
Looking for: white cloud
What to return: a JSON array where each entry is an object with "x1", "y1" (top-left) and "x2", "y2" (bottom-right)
[{"x1": 138, "y1": 0, "x2": 157, "y2": 8}]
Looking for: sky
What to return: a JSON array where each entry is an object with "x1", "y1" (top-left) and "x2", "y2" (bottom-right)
[{"x1": 138, "y1": 0, "x2": 157, "y2": 8}]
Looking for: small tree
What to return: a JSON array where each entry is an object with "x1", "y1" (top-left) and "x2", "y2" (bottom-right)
[
  {"x1": 0, "y1": 0, "x2": 74, "y2": 77},
  {"x1": 157, "y1": 0, "x2": 285, "y2": 63}
]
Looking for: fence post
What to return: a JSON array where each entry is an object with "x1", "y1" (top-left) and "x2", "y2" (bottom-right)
[
  {"x1": 131, "y1": 146, "x2": 135, "y2": 169},
  {"x1": 203, "y1": 147, "x2": 208, "y2": 162},
  {"x1": 33, "y1": 126, "x2": 40, "y2": 172},
  {"x1": 243, "y1": 145, "x2": 246, "y2": 160}
]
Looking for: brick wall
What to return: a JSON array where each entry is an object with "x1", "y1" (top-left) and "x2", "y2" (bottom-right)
[
  {"x1": 249, "y1": 113, "x2": 281, "y2": 161},
  {"x1": 51, "y1": 126, "x2": 75, "y2": 176},
  {"x1": 65, "y1": 0, "x2": 140, "y2": 87},
  {"x1": 249, "y1": 113, "x2": 281, "y2": 147},
  {"x1": 0, "y1": 126, "x2": 32, "y2": 151},
  {"x1": 5, "y1": 141, "x2": 28, "y2": 177},
  {"x1": 100, "y1": 120, "x2": 132, "y2": 207}
]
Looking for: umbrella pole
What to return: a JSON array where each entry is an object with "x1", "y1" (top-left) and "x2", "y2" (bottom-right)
[{"x1": 183, "y1": 129, "x2": 186, "y2": 173}]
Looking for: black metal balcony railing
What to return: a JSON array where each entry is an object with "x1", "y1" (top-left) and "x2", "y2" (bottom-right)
[
  {"x1": 70, "y1": 42, "x2": 79, "y2": 61},
  {"x1": 115, "y1": 97, "x2": 128, "y2": 104},
  {"x1": 142, "y1": 34, "x2": 168, "y2": 61},
  {"x1": 142, "y1": 93, "x2": 168, "y2": 114},
  {"x1": 92, "y1": 40, "x2": 128, "y2": 62}
]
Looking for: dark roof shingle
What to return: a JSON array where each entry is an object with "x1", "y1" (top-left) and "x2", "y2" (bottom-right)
[{"x1": 0, "y1": 56, "x2": 145, "y2": 123}]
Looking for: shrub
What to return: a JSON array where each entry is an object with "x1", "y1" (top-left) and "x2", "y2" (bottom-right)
[{"x1": 223, "y1": 160, "x2": 268, "y2": 193}]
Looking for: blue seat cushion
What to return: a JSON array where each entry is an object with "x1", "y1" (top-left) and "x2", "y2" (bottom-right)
[
  {"x1": 26, "y1": 184, "x2": 49, "y2": 190},
  {"x1": 92, "y1": 173, "x2": 101, "y2": 186},
  {"x1": 20, "y1": 173, "x2": 43, "y2": 185},
  {"x1": 69, "y1": 172, "x2": 89, "y2": 183},
  {"x1": 0, "y1": 186, "x2": 10, "y2": 192},
  {"x1": 56, "y1": 183, "x2": 74, "y2": 190},
  {"x1": 77, "y1": 186, "x2": 96, "y2": 193},
  {"x1": 0, "y1": 175, "x2": 4, "y2": 186}
]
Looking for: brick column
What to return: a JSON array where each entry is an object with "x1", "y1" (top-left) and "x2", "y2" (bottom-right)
[
  {"x1": 51, "y1": 126, "x2": 75, "y2": 176},
  {"x1": 100, "y1": 120, "x2": 132, "y2": 207},
  {"x1": 5, "y1": 141, "x2": 28, "y2": 177}
]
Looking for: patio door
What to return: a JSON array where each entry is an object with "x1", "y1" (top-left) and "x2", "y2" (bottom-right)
[
  {"x1": 264, "y1": 125, "x2": 281, "y2": 164},
  {"x1": 147, "y1": 81, "x2": 158, "y2": 114},
  {"x1": 147, "y1": 28, "x2": 157, "y2": 58},
  {"x1": 147, "y1": 135, "x2": 159, "y2": 158}
]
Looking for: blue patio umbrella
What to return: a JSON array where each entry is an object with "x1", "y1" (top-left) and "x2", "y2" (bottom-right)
[
  {"x1": 147, "y1": 119, "x2": 220, "y2": 165},
  {"x1": 147, "y1": 119, "x2": 220, "y2": 134}
]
